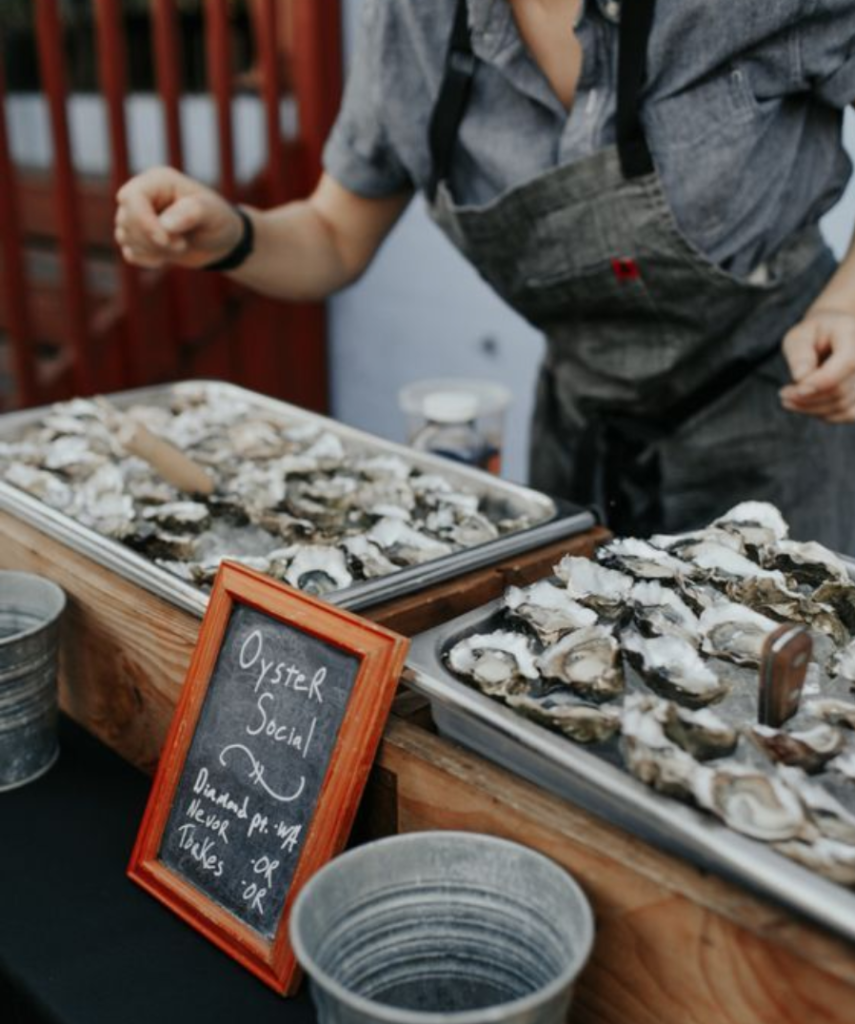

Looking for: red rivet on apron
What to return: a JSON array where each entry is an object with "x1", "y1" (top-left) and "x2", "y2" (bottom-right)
[{"x1": 611, "y1": 257, "x2": 641, "y2": 281}]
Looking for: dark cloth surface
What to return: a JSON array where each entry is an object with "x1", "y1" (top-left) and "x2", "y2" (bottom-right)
[{"x1": 0, "y1": 716, "x2": 318, "y2": 1024}]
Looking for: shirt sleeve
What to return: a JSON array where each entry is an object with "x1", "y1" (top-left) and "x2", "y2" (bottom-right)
[
  {"x1": 801, "y1": 0, "x2": 855, "y2": 107},
  {"x1": 322, "y1": 0, "x2": 414, "y2": 197}
]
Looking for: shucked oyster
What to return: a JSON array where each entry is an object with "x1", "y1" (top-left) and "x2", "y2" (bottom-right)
[
  {"x1": 620, "y1": 695, "x2": 705, "y2": 800},
  {"x1": 734, "y1": 577, "x2": 847, "y2": 647},
  {"x1": 283, "y1": 545, "x2": 353, "y2": 596},
  {"x1": 368, "y1": 518, "x2": 454, "y2": 566},
  {"x1": 650, "y1": 526, "x2": 745, "y2": 559},
  {"x1": 804, "y1": 699, "x2": 855, "y2": 731},
  {"x1": 660, "y1": 703, "x2": 738, "y2": 761},
  {"x1": 622, "y1": 630, "x2": 727, "y2": 708},
  {"x1": 554, "y1": 556, "x2": 633, "y2": 615},
  {"x1": 340, "y1": 534, "x2": 399, "y2": 579},
  {"x1": 778, "y1": 766, "x2": 855, "y2": 845},
  {"x1": 630, "y1": 580, "x2": 700, "y2": 643},
  {"x1": 774, "y1": 837, "x2": 855, "y2": 886},
  {"x1": 831, "y1": 640, "x2": 855, "y2": 682},
  {"x1": 692, "y1": 763, "x2": 809, "y2": 843},
  {"x1": 597, "y1": 537, "x2": 695, "y2": 581},
  {"x1": 699, "y1": 601, "x2": 778, "y2": 667},
  {"x1": 713, "y1": 501, "x2": 789, "y2": 552},
  {"x1": 447, "y1": 631, "x2": 539, "y2": 697},
  {"x1": 763, "y1": 539, "x2": 851, "y2": 588},
  {"x1": 504, "y1": 581, "x2": 597, "y2": 644},
  {"x1": 537, "y1": 626, "x2": 623, "y2": 702},
  {"x1": 506, "y1": 691, "x2": 622, "y2": 744},
  {"x1": 749, "y1": 724, "x2": 846, "y2": 775}
]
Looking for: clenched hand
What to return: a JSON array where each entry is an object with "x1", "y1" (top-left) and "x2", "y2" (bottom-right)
[{"x1": 780, "y1": 309, "x2": 855, "y2": 424}]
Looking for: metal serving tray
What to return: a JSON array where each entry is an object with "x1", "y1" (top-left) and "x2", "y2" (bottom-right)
[
  {"x1": 406, "y1": 599, "x2": 855, "y2": 944},
  {"x1": 0, "y1": 381, "x2": 597, "y2": 617}
]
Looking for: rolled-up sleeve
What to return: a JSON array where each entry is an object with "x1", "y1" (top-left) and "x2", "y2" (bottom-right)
[
  {"x1": 323, "y1": 0, "x2": 413, "y2": 197},
  {"x1": 801, "y1": 0, "x2": 855, "y2": 107}
]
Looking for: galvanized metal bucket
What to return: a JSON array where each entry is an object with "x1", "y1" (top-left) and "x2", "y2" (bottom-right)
[
  {"x1": 290, "y1": 831, "x2": 595, "y2": 1024},
  {"x1": 0, "y1": 571, "x2": 66, "y2": 790}
]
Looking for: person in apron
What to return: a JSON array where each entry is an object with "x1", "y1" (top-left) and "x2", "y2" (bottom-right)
[{"x1": 115, "y1": 0, "x2": 855, "y2": 550}]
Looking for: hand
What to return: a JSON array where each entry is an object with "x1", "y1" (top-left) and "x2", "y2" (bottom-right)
[
  {"x1": 779, "y1": 309, "x2": 855, "y2": 423},
  {"x1": 114, "y1": 167, "x2": 245, "y2": 270}
]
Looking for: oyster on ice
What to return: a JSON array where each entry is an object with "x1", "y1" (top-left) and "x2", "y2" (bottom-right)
[
  {"x1": 713, "y1": 501, "x2": 789, "y2": 552},
  {"x1": 805, "y1": 699, "x2": 855, "y2": 731},
  {"x1": 537, "y1": 625, "x2": 623, "y2": 702},
  {"x1": 506, "y1": 691, "x2": 622, "y2": 744},
  {"x1": 446, "y1": 630, "x2": 540, "y2": 697},
  {"x1": 597, "y1": 537, "x2": 695, "y2": 581},
  {"x1": 368, "y1": 518, "x2": 454, "y2": 566},
  {"x1": 749, "y1": 724, "x2": 846, "y2": 775},
  {"x1": 554, "y1": 556, "x2": 633, "y2": 616},
  {"x1": 660, "y1": 703, "x2": 738, "y2": 761},
  {"x1": 763, "y1": 539, "x2": 851, "y2": 588},
  {"x1": 622, "y1": 630, "x2": 728, "y2": 708},
  {"x1": 283, "y1": 545, "x2": 353, "y2": 596},
  {"x1": 699, "y1": 601, "x2": 779, "y2": 667},
  {"x1": 620, "y1": 695, "x2": 705, "y2": 800},
  {"x1": 692, "y1": 763, "x2": 810, "y2": 843},
  {"x1": 504, "y1": 581, "x2": 597, "y2": 644},
  {"x1": 629, "y1": 580, "x2": 700, "y2": 643}
]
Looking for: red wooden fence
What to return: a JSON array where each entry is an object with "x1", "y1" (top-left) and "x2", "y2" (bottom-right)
[{"x1": 0, "y1": 0, "x2": 341, "y2": 412}]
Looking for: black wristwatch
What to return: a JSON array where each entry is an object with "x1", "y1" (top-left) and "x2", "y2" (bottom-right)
[{"x1": 203, "y1": 205, "x2": 255, "y2": 272}]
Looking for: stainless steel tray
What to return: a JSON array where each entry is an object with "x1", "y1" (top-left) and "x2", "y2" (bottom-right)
[
  {"x1": 0, "y1": 381, "x2": 597, "y2": 617},
  {"x1": 406, "y1": 599, "x2": 855, "y2": 944}
]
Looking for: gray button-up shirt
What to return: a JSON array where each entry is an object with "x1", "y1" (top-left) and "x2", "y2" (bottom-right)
[{"x1": 323, "y1": 0, "x2": 855, "y2": 276}]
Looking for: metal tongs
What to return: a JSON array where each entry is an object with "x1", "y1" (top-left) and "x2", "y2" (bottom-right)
[
  {"x1": 758, "y1": 623, "x2": 813, "y2": 727},
  {"x1": 94, "y1": 396, "x2": 215, "y2": 496}
]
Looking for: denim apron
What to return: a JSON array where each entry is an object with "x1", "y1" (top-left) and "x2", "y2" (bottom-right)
[{"x1": 426, "y1": 0, "x2": 855, "y2": 550}]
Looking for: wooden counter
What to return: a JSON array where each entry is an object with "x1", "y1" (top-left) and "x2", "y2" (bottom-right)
[
  {"x1": 369, "y1": 714, "x2": 855, "y2": 1024},
  {"x1": 2, "y1": 507, "x2": 853, "y2": 1022}
]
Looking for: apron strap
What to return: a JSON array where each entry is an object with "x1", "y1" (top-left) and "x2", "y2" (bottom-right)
[
  {"x1": 427, "y1": 0, "x2": 476, "y2": 202},
  {"x1": 427, "y1": 0, "x2": 659, "y2": 196},
  {"x1": 616, "y1": 0, "x2": 657, "y2": 178}
]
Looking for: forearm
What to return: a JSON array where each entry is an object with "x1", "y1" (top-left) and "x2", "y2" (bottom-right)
[
  {"x1": 228, "y1": 178, "x2": 412, "y2": 302},
  {"x1": 230, "y1": 200, "x2": 358, "y2": 301}
]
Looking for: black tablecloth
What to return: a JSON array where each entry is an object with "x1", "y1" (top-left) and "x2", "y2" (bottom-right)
[{"x1": 0, "y1": 716, "x2": 318, "y2": 1024}]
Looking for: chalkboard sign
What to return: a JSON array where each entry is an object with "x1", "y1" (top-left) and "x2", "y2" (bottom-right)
[{"x1": 128, "y1": 561, "x2": 409, "y2": 994}]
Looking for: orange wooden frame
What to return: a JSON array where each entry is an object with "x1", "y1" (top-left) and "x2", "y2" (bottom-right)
[{"x1": 128, "y1": 561, "x2": 409, "y2": 995}]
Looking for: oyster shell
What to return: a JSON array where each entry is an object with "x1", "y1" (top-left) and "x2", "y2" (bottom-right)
[
  {"x1": 283, "y1": 545, "x2": 353, "y2": 596},
  {"x1": 447, "y1": 631, "x2": 539, "y2": 697},
  {"x1": 774, "y1": 837, "x2": 855, "y2": 886},
  {"x1": 622, "y1": 630, "x2": 727, "y2": 708},
  {"x1": 368, "y1": 518, "x2": 454, "y2": 565},
  {"x1": 537, "y1": 626, "x2": 623, "y2": 702},
  {"x1": 778, "y1": 766, "x2": 855, "y2": 845},
  {"x1": 597, "y1": 537, "x2": 695, "y2": 581},
  {"x1": 554, "y1": 556, "x2": 633, "y2": 615},
  {"x1": 504, "y1": 581, "x2": 597, "y2": 644},
  {"x1": 340, "y1": 534, "x2": 400, "y2": 579},
  {"x1": 699, "y1": 601, "x2": 779, "y2": 667},
  {"x1": 140, "y1": 500, "x2": 210, "y2": 532},
  {"x1": 749, "y1": 724, "x2": 845, "y2": 775},
  {"x1": 692, "y1": 763, "x2": 809, "y2": 842},
  {"x1": 713, "y1": 501, "x2": 789, "y2": 552},
  {"x1": 804, "y1": 699, "x2": 855, "y2": 731},
  {"x1": 764, "y1": 539, "x2": 851, "y2": 588},
  {"x1": 650, "y1": 526, "x2": 745, "y2": 558},
  {"x1": 630, "y1": 580, "x2": 700, "y2": 643},
  {"x1": 830, "y1": 640, "x2": 855, "y2": 682},
  {"x1": 734, "y1": 577, "x2": 847, "y2": 646},
  {"x1": 5, "y1": 463, "x2": 73, "y2": 511},
  {"x1": 688, "y1": 542, "x2": 785, "y2": 586},
  {"x1": 506, "y1": 691, "x2": 622, "y2": 744},
  {"x1": 661, "y1": 703, "x2": 738, "y2": 761},
  {"x1": 620, "y1": 695, "x2": 705, "y2": 800},
  {"x1": 813, "y1": 579, "x2": 855, "y2": 634}
]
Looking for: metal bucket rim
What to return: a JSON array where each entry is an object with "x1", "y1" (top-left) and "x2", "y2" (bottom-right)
[
  {"x1": 0, "y1": 571, "x2": 66, "y2": 646},
  {"x1": 290, "y1": 830, "x2": 595, "y2": 1024}
]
